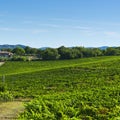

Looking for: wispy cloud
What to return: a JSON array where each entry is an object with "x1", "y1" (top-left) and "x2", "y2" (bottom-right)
[
  {"x1": 71, "y1": 26, "x2": 91, "y2": 30},
  {"x1": 104, "y1": 31, "x2": 119, "y2": 36},
  {"x1": 104, "y1": 31, "x2": 117, "y2": 35},
  {"x1": 103, "y1": 31, "x2": 120, "y2": 38},
  {"x1": 50, "y1": 18, "x2": 81, "y2": 22},
  {"x1": 31, "y1": 29, "x2": 48, "y2": 34},
  {"x1": 0, "y1": 27, "x2": 17, "y2": 31},
  {"x1": 51, "y1": 18, "x2": 120, "y2": 27},
  {"x1": 39, "y1": 24, "x2": 61, "y2": 28},
  {"x1": 23, "y1": 21, "x2": 62, "y2": 28},
  {"x1": 0, "y1": 27, "x2": 48, "y2": 34},
  {"x1": 39, "y1": 24, "x2": 91, "y2": 31},
  {"x1": 95, "y1": 21, "x2": 120, "y2": 26}
]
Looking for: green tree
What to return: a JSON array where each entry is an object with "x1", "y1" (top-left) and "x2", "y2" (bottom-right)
[
  {"x1": 42, "y1": 48, "x2": 60, "y2": 60},
  {"x1": 92, "y1": 48, "x2": 102, "y2": 57},
  {"x1": 24, "y1": 46, "x2": 31, "y2": 54},
  {"x1": 58, "y1": 46, "x2": 72, "y2": 59},
  {"x1": 24, "y1": 46, "x2": 38, "y2": 55},
  {"x1": 36, "y1": 49, "x2": 42, "y2": 58},
  {"x1": 72, "y1": 47, "x2": 84, "y2": 58},
  {"x1": 105, "y1": 47, "x2": 120, "y2": 56},
  {"x1": 12, "y1": 47, "x2": 25, "y2": 55},
  {"x1": 58, "y1": 46, "x2": 84, "y2": 59},
  {"x1": 1, "y1": 48, "x2": 12, "y2": 52}
]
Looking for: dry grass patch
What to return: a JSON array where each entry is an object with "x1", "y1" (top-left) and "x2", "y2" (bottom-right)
[{"x1": 0, "y1": 101, "x2": 24, "y2": 120}]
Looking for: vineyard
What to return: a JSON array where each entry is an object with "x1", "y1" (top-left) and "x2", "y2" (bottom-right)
[{"x1": 1, "y1": 56, "x2": 120, "y2": 119}]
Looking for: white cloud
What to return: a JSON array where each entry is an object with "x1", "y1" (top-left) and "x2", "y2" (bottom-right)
[
  {"x1": 31, "y1": 29, "x2": 48, "y2": 34},
  {"x1": 39, "y1": 24, "x2": 91, "y2": 31},
  {"x1": 104, "y1": 31, "x2": 118, "y2": 35},
  {"x1": 51, "y1": 18, "x2": 117, "y2": 26},
  {"x1": 51, "y1": 18, "x2": 81, "y2": 22},
  {"x1": 103, "y1": 31, "x2": 120, "y2": 38},
  {"x1": 0, "y1": 27, "x2": 17, "y2": 31},
  {"x1": 72, "y1": 26, "x2": 91, "y2": 30},
  {"x1": 0, "y1": 27, "x2": 48, "y2": 34},
  {"x1": 39, "y1": 24, "x2": 61, "y2": 28}
]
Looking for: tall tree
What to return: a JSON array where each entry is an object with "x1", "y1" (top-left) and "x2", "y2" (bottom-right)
[
  {"x1": 42, "y1": 48, "x2": 60, "y2": 60},
  {"x1": 24, "y1": 46, "x2": 31, "y2": 54},
  {"x1": 105, "y1": 47, "x2": 120, "y2": 56},
  {"x1": 12, "y1": 47, "x2": 25, "y2": 55}
]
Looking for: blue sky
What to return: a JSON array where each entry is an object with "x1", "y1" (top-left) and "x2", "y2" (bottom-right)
[{"x1": 0, "y1": 0, "x2": 120, "y2": 48}]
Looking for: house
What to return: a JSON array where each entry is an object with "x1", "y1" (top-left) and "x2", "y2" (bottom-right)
[{"x1": 0, "y1": 51, "x2": 13, "y2": 57}]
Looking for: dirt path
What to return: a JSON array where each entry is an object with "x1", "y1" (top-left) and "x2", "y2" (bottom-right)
[
  {"x1": 0, "y1": 62, "x2": 5, "y2": 66},
  {"x1": 0, "y1": 101, "x2": 25, "y2": 120}
]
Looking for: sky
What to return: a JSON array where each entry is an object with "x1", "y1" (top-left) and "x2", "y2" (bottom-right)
[{"x1": 0, "y1": 0, "x2": 120, "y2": 48}]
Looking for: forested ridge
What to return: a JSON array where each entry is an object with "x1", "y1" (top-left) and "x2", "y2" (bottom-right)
[{"x1": 1, "y1": 46, "x2": 120, "y2": 61}]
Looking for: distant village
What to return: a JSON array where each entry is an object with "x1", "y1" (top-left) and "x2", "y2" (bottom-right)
[{"x1": 0, "y1": 51, "x2": 13, "y2": 57}]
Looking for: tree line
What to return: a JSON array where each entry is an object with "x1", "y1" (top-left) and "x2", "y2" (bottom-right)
[{"x1": 1, "y1": 46, "x2": 120, "y2": 60}]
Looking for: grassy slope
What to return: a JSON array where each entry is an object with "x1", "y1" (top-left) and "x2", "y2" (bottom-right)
[
  {"x1": 0, "y1": 56, "x2": 120, "y2": 97},
  {"x1": 0, "y1": 56, "x2": 120, "y2": 76},
  {"x1": 1, "y1": 56, "x2": 120, "y2": 119}
]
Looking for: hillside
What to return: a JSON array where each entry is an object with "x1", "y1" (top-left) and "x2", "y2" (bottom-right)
[
  {"x1": 1, "y1": 56, "x2": 120, "y2": 119},
  {"x1": 0, "y1": 44, "x2": 109, "y2": 50},
  {"x1": 0, "y1": 56, "x2": 118, "y2": 76},
  {"x1": 0, "y1": 44, "x2": 26, "y2": 49}
]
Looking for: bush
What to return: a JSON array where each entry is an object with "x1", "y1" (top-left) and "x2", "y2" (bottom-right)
[
  {"x1": 11, "y1": 56, "x2": 29, "y2": 61},
  {"x1": 0, "y1": 91, "x2": 14, "y2": 102},
  {"x1": 0, "y1": 83, "x2": 7, "y2": 92},
  {"x1": 0, "y1": 57, "x2": 8, "y2": 61}
]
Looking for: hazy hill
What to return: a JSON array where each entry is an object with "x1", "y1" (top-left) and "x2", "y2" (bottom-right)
[
  {"x1": 98, "y1": 46, "x2": 108, "y2": 50},
  {"x1": 0, "y1": 44, "x2": 27, "y2": 49},
  {"x1": 0, "y1": 44, "x2": 110, "y2": 50}
]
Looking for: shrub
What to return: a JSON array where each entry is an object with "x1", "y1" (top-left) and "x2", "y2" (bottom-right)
[
  {"x1": 11, "y1": 56, "x2": 29, "y2": 61},
  {"x1": 0, "y1": 83, "x2": 7, "y2": 92},
  {"x1": 0, "y1": 91, "x2": 14, "y2": 102}
]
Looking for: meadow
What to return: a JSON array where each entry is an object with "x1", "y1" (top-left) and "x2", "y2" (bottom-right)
[{"x1": 1, "y1": 56, "x2": 120, "y2": 119}]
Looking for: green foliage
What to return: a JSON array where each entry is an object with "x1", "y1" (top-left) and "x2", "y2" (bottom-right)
[
  {"x1": 0, "y1": 83, "x2": 7, "y2": 92},
  {"x1": 11, "y1": 56, "x2": 29, "y2": 61},
  {"x1": 0, "y1": 91, "x2": 13, "y2": 102},
  {"x1": 0, "y1": 82, "x2": 13, "y2": 102},
  {"x1": 0, "y1": 57, "x2": 9, "y2": 61},
  {"x1": 19, "y1": 92, "x2": 120, "y2": 119},
  {"x1": 3, "y1": 46, "x2": 120, "y2": 61},
  {"x1": 12, "y1": 47, "x2": 25, "y2": 55},
  {"x1": 105, "y1": 47, "x2": 120, "y2": 56},
  {"x1": 24, "y1": 46, "x2": 32, "y2": 54},
  {"x1": 1, "y1": 56, "x2": 120, "y2": 118},
  {"x1": 24, "y1": 46, "x2": 38, "y2": 55},
  {"x1": 42, "y1": 48, "x2": 60, "y2": 60}
]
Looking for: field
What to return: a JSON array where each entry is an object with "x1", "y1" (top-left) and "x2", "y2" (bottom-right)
[{"x1": 1, "y1": 56, "x2": 120, "y2": 119}]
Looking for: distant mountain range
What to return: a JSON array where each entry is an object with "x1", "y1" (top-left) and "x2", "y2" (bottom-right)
[
  {"x1": 0, "y1": 44, "x2": 111, "y2": 50},
  {"x1": 40, "y1": 46, "x2": 110, "y2": 50},
  {"x1": 39, "y1": 47, "x2": 51, "y2": 50},
  {"x1": 98, "y1": 46, "x2": 109, "y2": 50},
  {"x1": 0, "y1": 44, "x2": 26, "y2": 49},
  {"x1": 88, "y1": 46, "x2": 109, "y2": 50}
]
